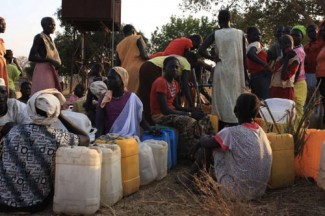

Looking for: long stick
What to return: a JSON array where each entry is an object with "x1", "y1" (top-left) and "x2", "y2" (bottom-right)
[
  {"x1": 192, "y1": 68, "x2": 202, "y2": 109},
  {"x1": 263, "y1": 100, "x2": 280, "y2": 134}
]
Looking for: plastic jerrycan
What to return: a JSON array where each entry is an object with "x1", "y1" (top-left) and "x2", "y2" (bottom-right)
[
  {"x1": 53, "y1": 146, "x2": 102, "y2": 215},
  {"x1": 139, "y1": 142, "x2": 158, "y2": 185},
  {"x1": 97, "y1": 144, "x2": 123, "y2": 206},
  {"x1": 95, "y1": 134, "x2": 140, "y2": 197},
  {"x1": 141, "y1": 131, "x2": 173, "y2": 169},
  {"x1": 295, "y1": 129, "x2": 325, "y2": 180},
  {"x1": 318, "y1": 141, "x2": 325, "y2": 190},
  {"x1": 266, "y1": 133, "x2": 295, "y2": 188},
  {"x1": 143, "y1": 140, "x2": 168, "y2": 180},
  {"x1": 158, "y1": 126, "x2": 179, "y2": 168}
]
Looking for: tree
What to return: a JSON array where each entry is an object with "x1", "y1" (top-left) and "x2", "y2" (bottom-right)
[
  {"x1": 179, "y1": 0, "x2": 325, "y2": 44},
  {"x1": 16, "y1": 56, "x2": 29, "y2": 72},
  {"x1": 53, "y1": 8, "x2": 126, "y2": 86},
  {"x1": 149, "y1": 16, "x2": 217, "y2": 53}
]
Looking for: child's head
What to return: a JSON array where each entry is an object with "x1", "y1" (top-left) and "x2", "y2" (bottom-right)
[
  {"x1": 20, "y1": 81, "x2": 32, "y2": 98},
  {"x1": 74, "y1": 84, "x2": 85, "y2": 98},
  {"x1": 234, "y1": 93, "x2": 260, "y2": 122},
  {"x1": 279, "y1": 34, "x2": 294, "y2": 51},
  {"x1": 247, "y1": 27, "x2": 261, "y2": 43},
  {"x1": 90, "y1": 63, "x2": 104, "y2": 77},
  {"x1": 189, "y1": 34, "x2": 203, "y2": 49}
]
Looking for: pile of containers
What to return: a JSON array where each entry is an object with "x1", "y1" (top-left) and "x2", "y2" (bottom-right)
[{"x1": 53, "y1": 133, "x2": 169, "y2": 215}]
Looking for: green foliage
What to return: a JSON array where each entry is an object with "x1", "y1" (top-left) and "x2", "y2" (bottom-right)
[
  {"x1": 54, "y1": 9, "x2": 124, "y2": 77},
  {"x1": 179, "y1": 0, "x2": 325, "y2": 45},
  {"x1": 149, "y1": 16, "x2": 217, "y2": 53}
]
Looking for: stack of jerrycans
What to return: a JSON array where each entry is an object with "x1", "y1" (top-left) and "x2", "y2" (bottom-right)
[
  {"x1": 95, "y1": 134, "x2": 140, "y2": 197},
  {"x1": 141, "y1": 126, "x2": 178, "y2": 169}
]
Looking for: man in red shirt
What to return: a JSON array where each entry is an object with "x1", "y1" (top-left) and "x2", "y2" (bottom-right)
[
  {"x1": 150, "y1": 35, "x2": 202, "y2": 58},
  {"x1": 150, "y1": 56, "x2": 211, "y2": 159}
]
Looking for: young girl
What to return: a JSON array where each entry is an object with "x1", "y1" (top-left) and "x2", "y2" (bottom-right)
[
  {"x1": 270, "y1": 35, "x2": 300, "y2": 100},
  {"x1": 246, "y1": 27, "x2": 272, "y2": 99},
  {"x1": 187, "y1": 93, "x2": 272, "y2": 200}
]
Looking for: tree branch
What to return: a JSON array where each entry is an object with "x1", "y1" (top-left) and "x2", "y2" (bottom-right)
[{"x1": 292, "y1": 0, "x2": 317, "y2": 25}]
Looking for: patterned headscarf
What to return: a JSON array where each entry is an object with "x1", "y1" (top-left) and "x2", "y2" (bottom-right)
[
  {"x1": 27, "y1": 88, "x2": 66, "y2": 125},
  {"x1": 100, "y1": 66, "x2": 129, "y2": 108}
]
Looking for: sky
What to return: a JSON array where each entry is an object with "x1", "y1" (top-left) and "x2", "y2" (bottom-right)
[{"x1": 1, "y1": 0, "x2": 202, "y2": 57}]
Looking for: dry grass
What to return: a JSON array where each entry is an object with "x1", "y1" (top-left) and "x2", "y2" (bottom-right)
[{"x1": 107, "y1": 166, "x2": 325, "y2": 216}]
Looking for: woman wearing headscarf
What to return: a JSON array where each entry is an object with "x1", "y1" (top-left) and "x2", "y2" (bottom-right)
[
  {"x1": 0, "y1": 88, "x2": 89, "y2": 213},
  {"x1": 0, "y1": 17, "x2": 9, "y2": 91},
  {"x1": 291, "y1": 25, "x2": 307, "y2": 120},
  {"x1": 96, "y1": 66, "x2": 159, "y2": 138},
  {"x1": 83, "y1": 80, "x2": 108, "y2": 126}
]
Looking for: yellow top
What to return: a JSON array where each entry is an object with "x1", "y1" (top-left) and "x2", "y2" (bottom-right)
[
  {"x1": 116, "y1": 35, "x2": 146, "y2": 92},
  {"x1": 149, "y1": 55, "x2": 191, "y2": 76}
]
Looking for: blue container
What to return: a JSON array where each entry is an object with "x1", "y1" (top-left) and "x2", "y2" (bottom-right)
[
  {"x1": 159, "y1": 127, "x2": 178, "y2": 168},
  {"x1": 141, "y1": 131, "x2": 172, "y2": 169}
]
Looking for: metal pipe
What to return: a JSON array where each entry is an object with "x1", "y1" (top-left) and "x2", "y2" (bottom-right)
[{"x1": 111, "y1": 0, "x2": 115, "y2": 66}]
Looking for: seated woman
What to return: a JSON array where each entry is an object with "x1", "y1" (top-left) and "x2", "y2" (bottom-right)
[
  {"x1": 96, "y1": 66, "x2": 159, "y2": 138},
  {"x1": 83, "y1": 80, "x2": 108, "y2": 126},
  {"x1": 187, "y1": 93, "x2": 272, "y2": 200},
  {"x1": 0, "y1": 88, "x2": 89, "y2": 213},
  {"x1": 150, "y1": 56, "x2": 213, "y2": 159},
  {"x1": 63, "y1": 83, "x2": 85, "y2": 110}
]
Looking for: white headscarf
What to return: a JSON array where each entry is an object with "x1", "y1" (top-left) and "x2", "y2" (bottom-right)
[
  {"x1": 89, "y1": 81, "x2": 108, "y2": 99},
  {"x1": 27, "y1": 88, "x2": 66, "y2": 125}
]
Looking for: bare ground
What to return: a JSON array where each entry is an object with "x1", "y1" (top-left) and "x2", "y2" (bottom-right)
[{"x1": 2, "y1": 165, "x2": 325, "y2": 216}]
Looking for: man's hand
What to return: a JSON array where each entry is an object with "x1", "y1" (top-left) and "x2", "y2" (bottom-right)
[
  {"x1": 148, "y1": 125, "x2": 162, "y2": 136},
  {"x1": 190, "y1": 111, "x2": 206, "y2": 120},
  {"x1": 51, "y1": 60, "x2": 61, "y2": 69}
]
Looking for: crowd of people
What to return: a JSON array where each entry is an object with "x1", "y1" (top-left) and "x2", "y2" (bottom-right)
[{"x1": 1, "y1": 7, "x2": 325, "y2": 212}]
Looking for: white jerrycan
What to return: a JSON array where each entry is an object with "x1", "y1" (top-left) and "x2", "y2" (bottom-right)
[
  {"x1": 97, "y1": 144, "x2": 123, "y2": 206},
  {"x1": 53, "y1": 146, "x2": 102, "y2": 215}
]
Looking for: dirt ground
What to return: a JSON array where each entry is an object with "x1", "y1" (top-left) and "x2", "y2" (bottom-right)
[{"x1": 3, "y1": 165, "x2": 324, "y2": 216}]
